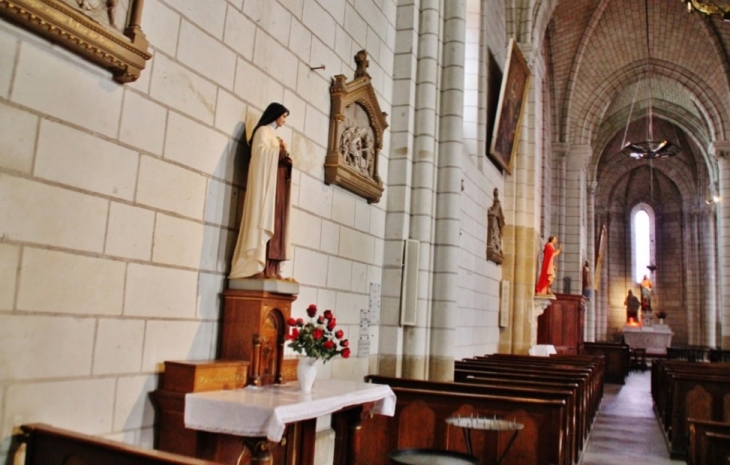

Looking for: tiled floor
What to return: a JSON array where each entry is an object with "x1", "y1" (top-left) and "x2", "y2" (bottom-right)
[{"x1": 578, "y1": 370, "x2": 685, "y2": 465}]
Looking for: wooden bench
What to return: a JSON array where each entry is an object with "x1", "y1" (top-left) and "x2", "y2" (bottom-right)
[
  {"x1": 581, "y1": 342, "x2": 630, "y2": 384},
  {"x1": 457, "y1": 359, "x2": 593, "y2": 440},
  {"x1": 688, "y1": 419, "x2": 730, "y2": 465},
  {"x1": 368, "y1": 374, "x2": 575, "y2": 465},
  {"x1": 18, "y1": 423, "x2": 222, "y2": 465},
  {"x1": 358, "y1": 379, "x2": 568, "y2": 465},
  {"x1": 449, "y1": 371, "x2": 580, "y2": 464},
  {"x1": 651, "y1": 360, "x2": 730, "y2": 458},
  {"x1": 456, "y1": 355, "x2": 599, "y2": 451}
]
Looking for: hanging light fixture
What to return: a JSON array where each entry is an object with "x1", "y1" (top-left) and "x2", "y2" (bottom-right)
[
  {"x1": 619, "y1": 0, "x2": 682, "y2": 160},
  {"x1": 683, "y1": 0, "x2": 730, "y2": 21}
]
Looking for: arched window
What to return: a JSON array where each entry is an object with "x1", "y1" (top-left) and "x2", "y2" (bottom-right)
[{"x1": 632, "y1": 206, "x2": 654, "y2": 283}]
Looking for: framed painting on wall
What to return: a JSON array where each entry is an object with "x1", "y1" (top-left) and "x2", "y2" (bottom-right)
[
  {"x1": 489, "y1": 38, "x2": 531, "y2": 175},
  {"x1": 0, "y1": 0, "x2": 151, "y2": 83}
]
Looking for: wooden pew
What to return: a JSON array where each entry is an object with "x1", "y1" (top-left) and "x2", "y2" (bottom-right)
[
  {"x1": 457, "y1": 359, "x2": 592, "y2": 439},
  {"x1": 706, "y1": 432, "x2": 730, "y2": 465},
  {"x1": 688, "y1": 419, "x2": 730, "y2": 465},
  {"x1": 456, "y1": 355, "x2": 598, "y2": 451},
  {"x1": 454, "y1": 353, "x2": 604, "y2": 464},
  {"x1": 496, "y1": 353, "x2": 605, "y2": 423},
  {"x1": 652, "y1": 360, "x2": 730, "y2": 430},
  {"x1": 19, "y1": 423, "x2": 222, "y2": 465},
  {"x1": 651, "y1": 360, "x2": 730, "y2": 458},
  {"x1": 581, "y1": 342, "x2": 630, "y2": 384},
  {"x1": 358, "y1": 378, "x2": 568, "y2": 465},
  {"x1": 368, "y1": 374, "x2": 574, "y2": 465}
]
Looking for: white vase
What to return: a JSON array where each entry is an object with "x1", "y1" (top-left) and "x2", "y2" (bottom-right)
[
  {"x1": 296, "y1": 356, "x2": 318, "y2": 393},
  {"x1": 659, "y1": 318, "x2": 665, "y2": 325}
]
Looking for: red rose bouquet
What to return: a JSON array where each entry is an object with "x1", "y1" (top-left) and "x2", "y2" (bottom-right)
[{"x1": 286, "y1": 304, "x2": 350, "y2": 362}]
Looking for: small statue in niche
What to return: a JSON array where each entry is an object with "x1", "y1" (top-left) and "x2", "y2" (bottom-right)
[
  {"x1": 354, "y1": 49, "x2": 371, "y2": 80},
  {"x1": 487, "y1": 188, "x2": 505, "y2": 264}
]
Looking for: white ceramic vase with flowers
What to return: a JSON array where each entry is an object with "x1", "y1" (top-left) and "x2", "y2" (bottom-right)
[{"x1": 286, "y1": 304, "x2": 350, "y2": 393}]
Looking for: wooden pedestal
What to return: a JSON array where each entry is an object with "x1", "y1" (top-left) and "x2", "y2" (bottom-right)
[
  {"x1": 537, "y1": 293, "x2": 586, "y2": 354},
  {"x1": 153, "y1": 288, "x2": 299, "y2": 463},
  {"x1": 220, "y1": 289, "x2": 296, "y2": 386}
]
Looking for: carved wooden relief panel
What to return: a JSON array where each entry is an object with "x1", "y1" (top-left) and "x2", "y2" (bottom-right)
[
  {"x1": 0, "y1": 0, "x2": 151, "y2": 83},
  {"x1": 325, "y1": 50, "x2": 388, "y2": 203}
]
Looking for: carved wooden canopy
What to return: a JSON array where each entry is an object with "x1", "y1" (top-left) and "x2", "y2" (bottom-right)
[{"x1": 325, "y1": 50, "x2": 388, "y2": 203}]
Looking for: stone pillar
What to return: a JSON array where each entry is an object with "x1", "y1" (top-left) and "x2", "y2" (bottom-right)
[
  {"x1": 686, "y1": 209, "x2": 700, "y2": 345},
  {"x1": 595, "y1": 213, "x2": 610, "y2": 340},
  {"x1": 700, "y1": 206, "x2": 717, "y2": 347},
  {"x1": 553, "y1": 145, "x2": 567, "y2": 291},
  {"x1": 498, "y1": 42, "x2": 545, "y2": 355},
  {"x1": 430, "y1": 0, "x2": 466, "y2": 380},
  {"x1": 562, "y1": 145, "x2": 592, "y2": 295},
  {"x1": 378, "y1": 0, "x2": 423, "y2": 378},
  {"x1": 585, "y1": 181, "x2": 597, "y2": 342},
  {"x1": 400, "y1": 0, "x2": 442, "y2": 380},
  {"x1": 713, "y1": 141, "x2": 730, "y2": 349}
]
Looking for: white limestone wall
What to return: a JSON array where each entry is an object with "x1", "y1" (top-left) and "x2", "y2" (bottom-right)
[
  {"x1": 0, "y1": 0, "x2": 396, "y2": 461},
  {"x1": 455, "y1": 0, "x2": 506, "y2": 359}
]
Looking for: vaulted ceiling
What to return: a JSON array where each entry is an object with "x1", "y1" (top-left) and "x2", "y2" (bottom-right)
[{"x1": 541, "y1": 0, "x2": 730, "y2": 206}]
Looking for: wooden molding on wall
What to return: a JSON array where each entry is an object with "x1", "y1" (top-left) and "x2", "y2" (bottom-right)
[{"x1": 0, "y1": 0, "x2": 152, "y2": 83}]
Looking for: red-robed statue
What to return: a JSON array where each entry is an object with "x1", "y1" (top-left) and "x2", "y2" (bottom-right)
[{"x1": 536, "y1": 236, "x2": 562, "y2": 295}]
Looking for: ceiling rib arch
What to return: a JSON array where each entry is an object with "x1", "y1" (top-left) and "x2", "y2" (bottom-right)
[
  {"x1": 559, "y1": 0, "x2": 612, "y2": 143},
  {"x1": 572, "y1": 60, "x2": 726, "y2": 148}
]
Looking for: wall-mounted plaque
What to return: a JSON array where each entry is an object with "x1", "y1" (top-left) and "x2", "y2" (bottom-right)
[
  {"x1": 0, "y1": 0, "x2": 151, "y2": 83},
  {"x1": 325, "y1": 50, "x2": 388, "y2": 203}
]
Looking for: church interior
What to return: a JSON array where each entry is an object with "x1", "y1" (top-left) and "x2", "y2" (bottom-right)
[{"x1": 1, "y1": 0, "x2": 729, "y2": 464}]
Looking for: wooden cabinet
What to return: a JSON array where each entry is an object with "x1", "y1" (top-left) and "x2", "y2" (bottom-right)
[
  {"x1": 537, "y1": 293, "x2": 585, "y2": 354},
  {"x1": 220, "y1": 289, "x2": 295, "y2": 386}
]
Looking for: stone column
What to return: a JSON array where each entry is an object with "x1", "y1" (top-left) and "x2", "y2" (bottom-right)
[
  {"x1": 595, "y1": 213, "x2": 610, "y2": 340},
  {"x1": 430, "y1": 0, "x2": 466, "y2": 380},
  {"x1": 498, "y1": 42, "x2": 545, "y2": 355},
  {"x1": 700, "y1": 206, "x2": 717, "y2": 347},
  {"x1": 554, "y1": 145, "x2": 567, "y2": 291},
  {"x1": 685, "y1": 209, "x2": 700, "y2": 344},
  {"x1": 585, "y1": 181, "x2": 597, "y2": 342},
  {"x1": 379, "y1": 0, "x2": 424, "y2": 378},
  {"x1": 712, "y1": 141, "x2": 730, "y2": 349},
  {"x1": 562, "y1": 145, "x2": 592, "y2": 295},
  {"x1": 398, "y1": 0, "x2": 441, "y2": 380}
]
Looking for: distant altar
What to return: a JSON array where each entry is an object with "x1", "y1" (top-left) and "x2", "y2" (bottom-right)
[{"x1": 622, "y1": 323, "x2": 673, "y2": 356}]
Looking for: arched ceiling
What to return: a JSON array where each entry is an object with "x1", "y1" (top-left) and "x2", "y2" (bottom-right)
[
  {"x1": 539, "y1": 0, "x2": 730, "y2": 205},
  {"x1": 543, "y1": 0, "x2": 730, "y2": 150}
]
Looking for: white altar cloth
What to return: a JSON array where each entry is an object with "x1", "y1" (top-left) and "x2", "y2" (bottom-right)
[
  {"x1": 184, "y1": 379, "x2": 396, "y2": 442},
  {"x1": 623, "y1": 324, "x2": 673, "y2": 355},
  {"x1": 529, "y1": 344, "x2": 557, "y2": 357}
]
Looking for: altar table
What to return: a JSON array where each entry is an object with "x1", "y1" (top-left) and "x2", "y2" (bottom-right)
[
  {"x1": 184, "y1": 379, "x2": 396, "y2": 464},
  {"x1": 622, "y1": 324, "x2": 673, "y2": 355}
]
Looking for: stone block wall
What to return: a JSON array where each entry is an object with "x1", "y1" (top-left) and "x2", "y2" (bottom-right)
[{"x1": 0, "y1": 0, "x2": 398, "y2": 461}]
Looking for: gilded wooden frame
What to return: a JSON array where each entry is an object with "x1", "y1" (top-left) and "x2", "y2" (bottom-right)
[
  {"x1": 325, "y1": 51, "x2": 388, "y2": 203},
  {"x1": 489, "y1": 38, "x2": 531, "y2": 175},
  {"x1": 0, "y1": 0, "x2": 151, "y2": 83}
]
